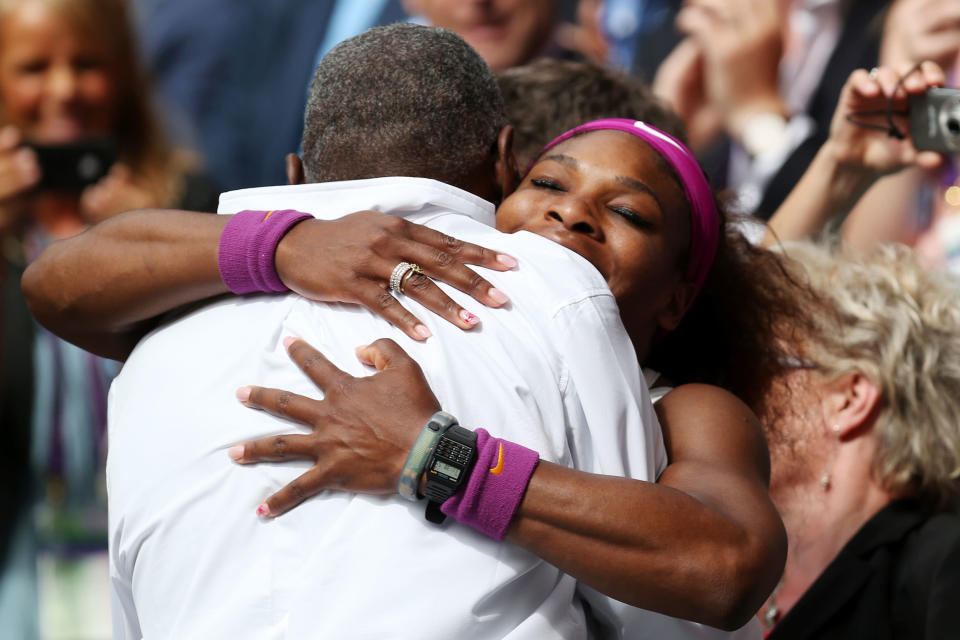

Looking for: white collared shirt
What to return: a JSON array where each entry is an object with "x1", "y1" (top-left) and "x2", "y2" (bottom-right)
[{"x1": 107, "y1": 177, "x2": 666, "y2": 639}]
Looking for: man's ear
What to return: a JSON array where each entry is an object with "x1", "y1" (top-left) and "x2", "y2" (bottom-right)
[
  {"x1": 822, "y1": 370, "x2": 882, "y2": 439},
  {"x1": 494, "y1": 125, "x2": 519, "y2": 201},
  {"x1": 286, "y1": 153, "x2": 305, "y2": 185},
  {"x1": 655, "y1": 280, "x2": 697, "y2": 334}
]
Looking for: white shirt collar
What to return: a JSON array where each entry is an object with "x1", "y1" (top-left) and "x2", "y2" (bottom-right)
[{"x1": 217, "y1": 176, "x2": 496, "y2": 227}]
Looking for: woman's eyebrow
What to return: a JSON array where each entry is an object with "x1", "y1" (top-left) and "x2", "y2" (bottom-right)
[
  {"x1": 616, "y1": 176, "x2": 664, "y2": 214},
  {"x1": 541, "y1": 154, "x2": 579, "y2": 170}
]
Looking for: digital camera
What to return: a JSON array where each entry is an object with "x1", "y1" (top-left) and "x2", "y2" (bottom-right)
[
  {"x1": 24, "y1": 139, "x2": 117, "y2": 192},
  {"x1": 909, "y1": 87, "x2": 960, "y2": 154}
]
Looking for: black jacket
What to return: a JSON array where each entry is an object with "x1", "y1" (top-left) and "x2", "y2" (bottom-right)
[{"x1": 769, "y1": 499, "x2": 960, "y2": 640}]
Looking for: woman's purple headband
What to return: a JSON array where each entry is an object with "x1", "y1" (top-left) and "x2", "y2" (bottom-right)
[{"x1": 535, "y1": 118, "x2": 720, "y2": 298}]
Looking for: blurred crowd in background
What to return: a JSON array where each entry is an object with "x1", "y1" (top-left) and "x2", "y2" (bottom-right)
[{"x1": 0, "y1": 0, "x2": 958, "y2": 638}]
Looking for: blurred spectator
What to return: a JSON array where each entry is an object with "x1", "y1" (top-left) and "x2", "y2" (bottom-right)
[
  {"x1": 558, "y1": 0, "x2": 684, "y2": 78},
  {"x1": 762, "y1": 62, "x2": 947, "y2": 247},
  {"x1": 653, "y1": 0, "x2": 889, "y2": 218},
  {"x1": 0, "y1": 0, "x2": 215, "y2": 637},
  {"x1": 756, "y1": 241, "x2": 960, "y2": 639},
  {"x1": 407, "y1": 0, "x2": 560, "y2": 71},
  {"x1": 840, "y1": 0, "x2": 960, "y2": 270},
  {"x1": 135, "y1": 0, "x2": 409, "y2": 191},
  {"x1": 496, "y1": 57, "x2": 685, "y2": 168}
]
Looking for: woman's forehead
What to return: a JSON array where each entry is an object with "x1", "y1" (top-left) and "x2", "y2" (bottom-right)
[
  {"x1": 545, "y1": 131, "x2": 688, "y2": 207},
  {"x1": 545, "y1": 131, "x2": 677, "y2": 188}
]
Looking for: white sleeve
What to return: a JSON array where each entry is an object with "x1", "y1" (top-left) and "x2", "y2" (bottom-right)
[{"x1": 552, "y1": 292, "x2": 666, "y2": 481}]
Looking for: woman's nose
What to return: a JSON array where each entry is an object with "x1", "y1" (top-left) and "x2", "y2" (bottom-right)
[
  {"x1": 46, "y1": 64, "x2": 79, "y2": 102},
  {"x1": 547, "y1": 198, "x2": 602, "y2": 239}
]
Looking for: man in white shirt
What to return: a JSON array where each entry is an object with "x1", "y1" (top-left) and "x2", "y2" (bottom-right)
[{"x1": 107, "y1": 24, "x2": 664, "y2": 638}]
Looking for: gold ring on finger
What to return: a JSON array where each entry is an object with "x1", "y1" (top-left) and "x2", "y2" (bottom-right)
[{"x1": 397, "y1": 263, "x2": 424, "y2": 294}]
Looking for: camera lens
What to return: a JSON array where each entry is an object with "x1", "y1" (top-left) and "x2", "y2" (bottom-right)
[{"x1": 949, "y1": 118, "x2": 960, "y2": 135}]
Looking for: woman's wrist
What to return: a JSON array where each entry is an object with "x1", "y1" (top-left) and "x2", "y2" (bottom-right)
[
  {"x1": 436, "y1": 427, "x2": 540, "y2": 541},
  {"x1": 217, "y1": 209, "x2": 314, "y2": 294},
  {"x1": 818, "y1": 141, "x2": 880, "y2": 214}
]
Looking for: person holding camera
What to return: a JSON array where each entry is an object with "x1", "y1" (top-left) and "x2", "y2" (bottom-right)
[
  {"x1": 839, "y1": 0, "x2": 960, "y2": 269},
  {"x1": 0, "y1": 0, "x2": 216, "y2": 636},
  {"x1": 760, "y1": 60, "x2": 948, "y2": 246}
]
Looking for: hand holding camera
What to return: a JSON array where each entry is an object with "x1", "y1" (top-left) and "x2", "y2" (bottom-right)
[
  {"x1": 0, "y1": 126, "x2": 40, "y2": 204},
  {"x1": 827, "y1": 61, "x2": 948, "y2": 177}
]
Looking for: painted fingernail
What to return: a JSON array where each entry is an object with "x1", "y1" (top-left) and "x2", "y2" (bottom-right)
[
  {"x1": 496, "y1": 254, "x2": 518, "y2": 269},
  {"x1": 236, "y1": 386, "x2": 251, "y2": 402},
  {"x1": 415, "y1": 324, "x2": 432, "y2": 340},
  {"x1": 256, "y1": 503, "x2": 271, "y2": 517},
  {"x1": 459, "y1": 309, "x2": 480, "y2": 326},
  {"x1": 488, "y1": 288, "x2": 509, "y2": 305},
  {"x1": 227, "y1": 445, "x2": 244, "y2": 461}
]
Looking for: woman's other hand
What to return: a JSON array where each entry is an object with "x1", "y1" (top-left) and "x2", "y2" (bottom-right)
[
  {"x1": 275, "y1": 210, "x2": 517, "y2": 341},
  {"x1": 675, "y1": 0, "x2": 788, "y2": 143},
  {"x1": 0, "y1": 125, "x2": 39, "y2": 201},
  {"x1": 230, "y1": 337, "x2": 441, "y2": 517},
  {"x1": 81, "y1": 163, "x2": 159, "y2": 223},
  {"x1": 826, "y1": 61, "x2": 946, "y2": 175},
  {"x1": 653, "y1": 38, "x2": 724, "y2": 151},
  {"x1": 882, "y1": 0, "x2": 960, "y2": 70}
]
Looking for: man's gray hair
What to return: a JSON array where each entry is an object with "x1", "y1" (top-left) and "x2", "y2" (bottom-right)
[{"x1": 301, "y1": 23, "x2": 507, "y2": 186}]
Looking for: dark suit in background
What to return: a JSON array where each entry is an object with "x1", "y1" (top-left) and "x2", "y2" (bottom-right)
[{"x1": 135, "y1": 0, "x2": 409, "y2": 192}]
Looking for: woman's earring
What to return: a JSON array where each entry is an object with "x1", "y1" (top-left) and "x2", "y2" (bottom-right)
[{"x1": 821, "y1": 425, "x2": 840, "y2": 491}]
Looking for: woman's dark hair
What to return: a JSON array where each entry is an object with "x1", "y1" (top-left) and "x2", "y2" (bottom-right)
[{"x1": 646, "y1": 198, "x2": 819, "y2": 410}]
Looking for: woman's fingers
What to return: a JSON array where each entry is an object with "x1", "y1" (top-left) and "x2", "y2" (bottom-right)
[
  {"x1": 0, "y1": 127, "x2": 40, "y2": 201},
  {"x1": 229, "y1": 433, "x2": 315, "y2": 464},
  {"x1": 396, "y1": 243, "x2": 511, "y2": 309},
  {"x1": 405, "y1": 222, "x2": 517, "y2": 272},
  {"x1": 355, "y1": 280, "x2": 434, "y2": 341},
  {"x1": 395, "y1": 270, "x2": 482, "y2": 330},
  {"x1": 258, "y1": 467, "x2": 326, "y2": 518},
  {"x1": 400, "y1": 226, "x2": 513, "y2": 308}
]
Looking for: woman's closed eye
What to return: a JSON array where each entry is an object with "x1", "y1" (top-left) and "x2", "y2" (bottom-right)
[
  {"x1": 530, "y1": 177, "x2": 565, "y2": 192},
  {"x1": 16, "y1": 59, "x2": 48, "y2": 75},
  {"x1": 610, "y1": 205, "x2": 653, "y2": 230}
]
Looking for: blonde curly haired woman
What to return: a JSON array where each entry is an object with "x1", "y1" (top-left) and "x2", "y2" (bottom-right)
[{"x1": 759, "y1": 242, "x2": 960, "y2": 639}]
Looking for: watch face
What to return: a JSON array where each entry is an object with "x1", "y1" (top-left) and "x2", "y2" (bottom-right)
[{"x1": 431, "y1": 460, "x2": 461, "y2": 481}]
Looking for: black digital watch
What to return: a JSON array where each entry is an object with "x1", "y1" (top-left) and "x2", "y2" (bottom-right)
[{"x1": 423, "y1": 423, "x2": 477, "y2": 524}]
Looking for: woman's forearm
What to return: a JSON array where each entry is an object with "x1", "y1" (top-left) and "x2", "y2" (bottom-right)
[
  {"x1": 236, "y1": 343, "x2": 786, "y2": 629},
  {"x1": 762, "y1": 142, "x2": 876, "y2": 246},
  {"x1": 506, "y1": 385, "x2": 786, "y2": 630},
  {"x1": 22, "y1": 209, "x2": 229, "y2": 360}
]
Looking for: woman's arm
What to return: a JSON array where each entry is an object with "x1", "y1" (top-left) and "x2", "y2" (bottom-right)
[
  {"x1": 22, "y1": 209, "x2": 516, "y2": 361},
  {"x1": 510, "y1": 384, "x2": 783, "y2": 629},
  {"x1": 232, "y1": 338, "x2": 784, "y2": 630}
]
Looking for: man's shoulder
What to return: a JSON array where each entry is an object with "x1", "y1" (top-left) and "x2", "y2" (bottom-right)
[{"x1": 429, "y1": 217, "x2": 614, "y2": 314}]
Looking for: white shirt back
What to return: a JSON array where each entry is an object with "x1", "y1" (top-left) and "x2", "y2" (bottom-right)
[{"x1": 107, "y1": 178, "x2": 665, "y2": 639}]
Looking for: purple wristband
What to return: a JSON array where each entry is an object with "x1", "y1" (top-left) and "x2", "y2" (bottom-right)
[
  {"x1": 218, "y1": 209, "x2": 314, "y2": 294},
  {"x1": 440, "y1": 428, "x2": 539, "y2": 541}
]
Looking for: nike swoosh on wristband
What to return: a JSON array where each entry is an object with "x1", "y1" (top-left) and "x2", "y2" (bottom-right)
[{"x1": 489, "y1": 443, "x2": 504, "y2": 475}]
